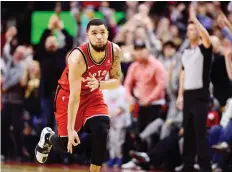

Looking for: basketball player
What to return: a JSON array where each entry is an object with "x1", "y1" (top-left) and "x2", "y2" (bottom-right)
[{"x1": 35, "y1": 19, "x2": 122, "y2": 172}]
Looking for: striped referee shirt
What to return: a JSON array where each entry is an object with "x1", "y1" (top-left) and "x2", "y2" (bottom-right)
[{"x1": 182, "y1": 44, "x2": 213, "y2": 90}]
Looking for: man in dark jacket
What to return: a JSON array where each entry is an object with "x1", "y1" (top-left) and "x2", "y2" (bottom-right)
[{"x1": 35, "y1": 15, "x2": 73, "y2": 129}]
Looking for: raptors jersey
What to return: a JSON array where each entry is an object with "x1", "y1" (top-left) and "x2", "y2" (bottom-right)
[
  {"x1": 58, "y1": 41, "x2": 113, "y2": 94},
  {"x1": 54, "y1": 41, "x2": 114, "y2": 135}
]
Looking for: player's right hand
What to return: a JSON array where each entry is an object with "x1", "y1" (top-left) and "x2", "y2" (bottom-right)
[
  {"x1": 85, "y1": 76, "x2": 99, "y2": 92},
  {"x1": 67, "y1": 129, "x2": 80, "y2": 154}
]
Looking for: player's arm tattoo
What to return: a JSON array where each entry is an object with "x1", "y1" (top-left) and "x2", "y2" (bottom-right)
[{"x1": 109, "y1": 44, "x2": 122, "y2": 79}]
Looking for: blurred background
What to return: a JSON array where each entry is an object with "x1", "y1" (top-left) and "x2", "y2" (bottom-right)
[{"x1": 1, "y1": 1, "x2": 232, "y2": 172}]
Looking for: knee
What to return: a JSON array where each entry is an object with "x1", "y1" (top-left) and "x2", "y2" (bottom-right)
[
  {"x1": 92, "y1": 117, "x2": 110, "y2": 138},
  {"x1": 209, "y1": 125, "x2": 222, "y2": 135},
  {"x1": 156, "y1": 118, "x2": 164, "y2": 126}
]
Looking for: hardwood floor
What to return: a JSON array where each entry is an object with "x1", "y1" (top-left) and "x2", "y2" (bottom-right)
[{"x1": 1, "y1": 162, "x2": 161, "y2": 172}]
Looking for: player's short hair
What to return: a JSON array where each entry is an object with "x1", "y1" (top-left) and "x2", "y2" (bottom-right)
[{"x1": 86, "y1": 19, "x2": 106, "y2": 32}]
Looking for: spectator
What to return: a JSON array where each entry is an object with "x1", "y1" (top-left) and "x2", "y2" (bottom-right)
[
  {"x1": 99, "y1": 2, "x2": 117, "y2": 41},
  {"x1": 1, "y1": 45, "x2": 28, "y2": 160},
  {"x1": 209, "y1": 98, "x2": 232, "y2": 171},
  {"x1": 210, "y1": 36, "x2": 232, "y2": 107},
  {"x1": 70, "y1": 2, "x2": 86, "y2": 47},
  {"x1": 138, "y1": 41, "x2": 183, "y2": 140},
  {"x1": 124, "y1": 40, "x2": 167, "y2": 151},
  {"x1": 4, "y1": 26, "x2": 19, "y2": 55},
  {"x1": 197, "y1": 2, "x2": 213, "y2": 31},
  {"x1": 122, "y1": 128, "x2": 184, "y2": 171},
  {"x1": 117, "y1": 42, "x2": 134, "y2": 82},
  {"x1": 114, "y1": 2, "x2": 162, "y2": 55},
  {"x1": 169, "y1": 3, "x2": 187, "y2": 37},
  {"x1": 125, "y1": 1, "x2": 138, "y2": 21},
  {"x1": 156, "y1": 17, "x2": 170, "y2": 43},
  {"x1": 170, "y1": 25, "x2": 183, "y2": 47},
  {"x1": 140, "y1": 19, "x2": 162, "y2": 57},
  {"x1": 134, "y1": 41, "x2": 183, "y2": 143},
  {"x1": 103, "y1": 76, "x2": 131, "y2": 167},
  {"x1": 24, "y1": 60, "x2": 41, "y2": 121},
  {"x1": 35, "y1": 15, "x2": 73, "y2": 129}
]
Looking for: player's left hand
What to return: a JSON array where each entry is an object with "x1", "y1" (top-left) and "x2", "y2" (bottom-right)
[
  {"x1": 85, "y1": 76, "x2": 100, "y2": 92},
  {"x1": 67, "y1": 129, "x2": 80, "y2": 154}
]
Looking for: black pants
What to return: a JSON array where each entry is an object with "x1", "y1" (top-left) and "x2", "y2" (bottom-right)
[
  {"x1": 41, "y1": 94, "x2": 55, "y2": 129},
  {"x1": 138, "y1": 105, "x2": 162, "y2": 152},
  {"x1": 50, "y1": 116, "x2": 110, "y2": 166},
  {"x1": 1, "y1": 103, "x2": 24, "y2": 158},
  {"x1": 138, "y1": 105, "x2": 162, "y2": 133},
  {"x1": 148, "y1": 135, "x2": 182, "y2": 171},
  {"x1": 183, "y1": 89, "x2": 211, "y2": 172}
]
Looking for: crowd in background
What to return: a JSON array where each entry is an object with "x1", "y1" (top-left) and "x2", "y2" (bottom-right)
[{"x1": 1, "y1": 1, "x2": 232, "y2": 172}]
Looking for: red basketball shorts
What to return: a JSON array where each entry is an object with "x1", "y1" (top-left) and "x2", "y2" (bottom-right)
[{"x1": 54, "y1": 87, "x2": 109, "y2": 136}]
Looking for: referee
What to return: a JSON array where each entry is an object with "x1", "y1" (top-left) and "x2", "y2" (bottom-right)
[{"x1": 176, "y1": 6, "x2": 212, "y2": 172}]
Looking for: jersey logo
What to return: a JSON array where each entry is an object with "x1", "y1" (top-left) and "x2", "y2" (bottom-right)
[
  {"x1": 88, "y1": 65, "x2": 95, "y2": 69},
  {"x1": 82, "y1": 70, "x2": 107, "y2": 82}
]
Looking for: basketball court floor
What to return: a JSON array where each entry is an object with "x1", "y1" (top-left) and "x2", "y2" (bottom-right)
[{"x1": 1, "y1": 162, "x2": 161, "y2": 172}]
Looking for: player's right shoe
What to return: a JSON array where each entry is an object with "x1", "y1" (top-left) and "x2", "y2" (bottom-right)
[{"x1": 35, "y1": 127, "x2": 54, "y2": 163}]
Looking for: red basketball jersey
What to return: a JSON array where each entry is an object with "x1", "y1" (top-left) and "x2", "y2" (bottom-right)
[{"x1": 58, "y1": 41, "x2": 113, "y2": 109}]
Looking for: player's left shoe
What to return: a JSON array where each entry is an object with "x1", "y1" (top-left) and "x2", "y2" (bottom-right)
[{"x1": 35, "y1": 127, "x2": 54, "y2": 163}]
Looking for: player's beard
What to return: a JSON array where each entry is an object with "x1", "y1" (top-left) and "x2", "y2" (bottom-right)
[{"x1": 89, "y1": 41, "x2": 107, "y2": 52}]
